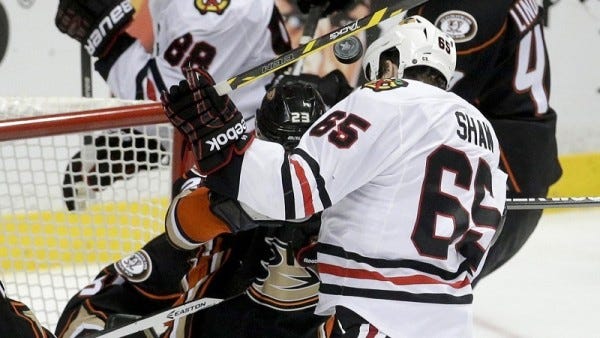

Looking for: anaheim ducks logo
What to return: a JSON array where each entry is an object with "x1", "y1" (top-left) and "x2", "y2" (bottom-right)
[
  {"x1": 248, "y1": 237, "x2": 320, "y2": 311},
  {"x1": 362, "y1": 78, "x2": 408, "y2": 92},
  {"x1": 114, "y1": 249, "x2": 152, "y2": 283},
  {"x1": 195, "y1": 0, "x2": 230, "y2": 15},
  {"x1": 434, "y1": 10, "x2": 478, "y2": 43}
]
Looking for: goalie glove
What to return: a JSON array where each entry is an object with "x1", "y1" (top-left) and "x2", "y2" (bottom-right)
[
  {"x1": 290, "y1": 214, "x2": 321, "y2": 267},
  {"x1": 55, "y1": 0, "x2": 135, "y2": 57},
  {"x1": 161, "y1": 67, "x2": 254, "y2": 175}
]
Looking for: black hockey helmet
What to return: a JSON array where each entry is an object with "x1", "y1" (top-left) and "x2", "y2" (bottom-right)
[{"x1": 256, "y1": 82, "x2": 327, "y2": 150}]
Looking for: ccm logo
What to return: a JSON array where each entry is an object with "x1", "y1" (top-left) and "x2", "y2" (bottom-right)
[
  {"x1": 329, "y1": 21, "x2": 360, "y2": 40},
  {"x1": 205, "y1": 120, "x2": 247, "y2": 151},
  {"x1": 85, "y1": 1, "x2": 134, "y2": 55}
]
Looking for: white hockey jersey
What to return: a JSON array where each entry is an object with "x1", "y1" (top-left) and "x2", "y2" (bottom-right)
[
  {"x1": 104, "y1": 0, "x2": 288, "y2": 128},
  {"x1": 213, "y1": 78, "x2": 507, "y2": 337}
]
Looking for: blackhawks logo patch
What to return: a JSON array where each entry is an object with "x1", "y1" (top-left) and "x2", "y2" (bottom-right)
[
  {"x1": 195, "y1": 0, "x2": 230, "y2": 15},
  {"x1": 362, "y1": 78, "x2": 408, "y2": 91}
]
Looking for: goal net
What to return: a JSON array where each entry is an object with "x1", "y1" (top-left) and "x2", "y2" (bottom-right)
[{"x1": 0, "y1": 97, "x2": 182, "y2": 331}]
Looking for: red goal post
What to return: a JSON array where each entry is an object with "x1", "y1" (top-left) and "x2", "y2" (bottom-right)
[{"x1": 0, "y1": 97, "x2": 189, "y2": 331}]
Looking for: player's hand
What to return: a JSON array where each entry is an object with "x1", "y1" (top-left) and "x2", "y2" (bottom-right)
[
  {"x1": 272, "y1": 69, "x2": 353, "y2": 107},
  {"x1": 296, "y1": 0, "x2": 359, "y2": 17},
  {"x1": 161, "y1": 67, "x2": 253, "y2": 175},
  {"x1": 55, "y1": 0, "x2": 135, "y2": 57},
  {"x1": 291, "y1": 214, "x2": 321, "y2": 267}
]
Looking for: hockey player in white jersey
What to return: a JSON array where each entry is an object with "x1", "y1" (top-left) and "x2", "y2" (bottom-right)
[
  {"x1": 54, "y1": 0, "x2": 290, "y2": 210},
  {"x1": 160, "y1": 81, "x2": 329, "y2": 338},
  {"x1": 161, "y1": 15, "x2": 508, "y2": 337},
  {"x1": 55, "y1": 0, "x2": 289, "y2": 123},
  {"x1": 53, "y1": 77, "x2": 354, "y2": 338}
]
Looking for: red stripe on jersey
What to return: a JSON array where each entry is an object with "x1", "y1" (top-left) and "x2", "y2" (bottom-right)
[
  {"x1": 367, "y1": 324, "x2": 379, "y2": 338},
  {"x1": 318, "y1": 263, "x2": 470, "y2": 289},
  {"x1": 146, "y1": 78, "x2": 157, "y2": 101},
  {"x1": 290, "y1": 158, "x2": 315, "y2": 215}
]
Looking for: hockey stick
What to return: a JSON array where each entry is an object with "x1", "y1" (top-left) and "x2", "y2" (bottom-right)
[
  {"x1": 81, "y1": 45, "x2": 93, "y2": 97},
  {"x1": 89, "y1": 296, "x2": 225, "y2": 338},
  {"x1": 506, "y1": 197, "x2": 600, "y2": 210},
  {"x1": 291, "y1": 3, "x2": 327, "y2": 75},
  {"x1": 214, "y1": 0, "x2": 429, "y2": 95},
  {"x1": 24, "y1": 0, "x2": 426, "y2": 122},
  {"x1": 78, "y1": 45, "x2": 96, "y2": 211}
]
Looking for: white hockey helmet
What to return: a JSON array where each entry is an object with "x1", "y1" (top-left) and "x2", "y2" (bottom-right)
[{"x1": 362, "y1": 15, "x2": 456, "y2": 90}]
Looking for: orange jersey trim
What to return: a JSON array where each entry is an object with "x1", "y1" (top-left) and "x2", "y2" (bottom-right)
[{"x1": 174, "y1": 187, "x2": 232, "y2": 244}]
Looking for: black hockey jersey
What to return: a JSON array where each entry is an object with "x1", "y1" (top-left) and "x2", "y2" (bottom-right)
[
  {"x1": 409, "y1": 0, "x2": 553, "y2": 120},
  {"x1": 407, "y1": 0, "x2": 562, "y2": 194}
]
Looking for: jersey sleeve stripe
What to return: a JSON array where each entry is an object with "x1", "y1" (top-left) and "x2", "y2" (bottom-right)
[
  {"x1": 318, "y1": 263, "x2": 470, "y2": 289},
  {"x1": 149, "y1": 59, "x2": 168, "y2": 91},
  {"x1": 291, "y1": 148, "x2": 332, "y2": 208},
  {"x1": 281, "y1": 158, "x2": 295, "y2": 219},
  {"x1": 290, "y1": 158, "x2": 315, "y2": 216},
  {"x1": 319, "y1": 283, "x2": 473, "y2": 305},
  {"x1": 94, "y1": 33, "x2": 136, "y2": 79},
  {"x1": 165, "y1": 194, "x2": 201, "y2": 250},
  {"x1": 319, "y1": 243, "x2": 472, "y2": 281}
]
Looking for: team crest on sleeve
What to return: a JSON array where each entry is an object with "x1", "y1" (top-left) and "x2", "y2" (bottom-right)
[
  {"x1": 195, "y1": 0, "x2": 230, "y2": 15},
  {"x1": 114, "y1": 249, "x2": 152, "y2": 283},
  {"x1": 362, "y1": 78, "x2": 408, "y2": 91},
  {"x1": 434, "y1": 11, "x2": 478, "y2": 43}
]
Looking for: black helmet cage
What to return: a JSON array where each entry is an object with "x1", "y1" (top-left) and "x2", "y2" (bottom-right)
[{"x1": 255, "y1": 82, "x2": 327, "y2": 150}]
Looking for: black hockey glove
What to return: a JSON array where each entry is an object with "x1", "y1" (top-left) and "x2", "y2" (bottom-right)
[
  {"x1": 290, "y1": 214, "x2": 321, "y2": 267},
  {"x1": 272, "y1": 69, "x2": 354, "y2": 107},
  {"x1": 209, "y1": 191, "x2": 262, "y2": 233},
  {"x1": 161, "y1": 67, "x2": 253, "y2": 175},
  {"x1": 55, "y1": 0, "x2": 135, "y2": 57},
  {"x1": 296, "y1": 0, "x2": 360, "y2": 17}
]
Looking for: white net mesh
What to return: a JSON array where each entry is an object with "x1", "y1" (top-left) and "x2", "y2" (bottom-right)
[{"x1": 0, "y1": 97, "x2": 174, "y2": 331}]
